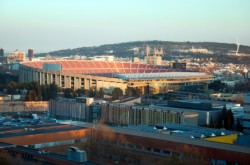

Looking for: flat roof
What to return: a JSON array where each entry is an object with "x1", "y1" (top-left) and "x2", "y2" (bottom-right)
[
  {"x1": 149, "y1": 104, "x2": 221, "y2": 112},
  {"x1": 1, "y1": 142, "x2": 102, "y2": 165},
  {"x1": 74, "y1": 122, "x2": 250, "y2": 154},
  {"x1": 116, "y1": 72, "x2": 211, "y2": 80},
  {"x1": 0, "y1": 123, "x2": 88, "y2": 138},
  {"x1": 126, "y1": 124, "x2": 240, "y2": 139}
]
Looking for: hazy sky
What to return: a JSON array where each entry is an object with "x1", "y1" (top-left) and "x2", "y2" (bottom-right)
[{"x1": 0, "y1": 0, "x2": 250, "y2": 53}]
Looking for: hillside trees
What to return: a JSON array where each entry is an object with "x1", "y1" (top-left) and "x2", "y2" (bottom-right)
[{"x1": 111, "y1": 88, "x2": 123, "y2": 100}]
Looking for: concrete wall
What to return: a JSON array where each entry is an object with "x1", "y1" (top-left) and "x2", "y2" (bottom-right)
[{"x1": 0, "y1": 101, "x2": 48, "y2": 113}]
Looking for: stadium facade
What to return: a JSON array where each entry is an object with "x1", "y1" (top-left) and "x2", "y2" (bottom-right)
[{"x1": 19, "y1": 60, "x2": 213, "y2": 94}]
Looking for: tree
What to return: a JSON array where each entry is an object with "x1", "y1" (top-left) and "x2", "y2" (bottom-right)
[
  {"x1": 76, "y1": 88, "x2": 85, "y2": 97},
  {"x1": 28, "y1": 90, "x2": 37, "y2": 101},
  {"x1": 96, "y1": 88, "x2": 105, "y2": 98},
  {"x1": 64, "y1": 88, "x2": 73, "y2": 98},
  {"x1": 125, "y1": 87, "x2": 132, "y2": 97},
  {"x1": 41, "y1": 84, "x2": 49, "y2": 100},
  {"x1": 227, "y1": 109, "x2": 234, "y2": 130},
  {"x1": 236, "y1": 118, "x2": 243, "y2": 132},
  {"x1": 111, "y1": 88, "x2": 123, "y2": 100},
  {"x1": 132, "y1": 87, "x2": 142, "y2": 97},
  {"x1": 221, "y1": 106, "x2": 235, "y2": 130},
  {"x1": 36, "y1": 84, "x2": 42, "y2": 101},
  {"x1": 221, "y1": 105, "x2": 227, "y2": 128},
  {"x1": 49, "y1": 83, "x2": 58, "y2": 99},
  {"x1": 125, "y1": 87, "x2": 142, "y2": 97},
  {"x1": 234, "y1": 81, "x2": 250, "y2": 92},
  {"x1": 7, "y1": 81, "x2": 18, "y2": 94},
  {"x1": 208, "y1": 80, "x2": 226, "y2": 92},
  {"x1": 88, "y1": 88, "x2": 96, "y2": 97}
]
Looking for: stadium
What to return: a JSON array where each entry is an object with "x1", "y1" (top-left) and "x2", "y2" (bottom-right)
[{"x1": 19, "y1": 60, "x2": 213, "y2": 94}]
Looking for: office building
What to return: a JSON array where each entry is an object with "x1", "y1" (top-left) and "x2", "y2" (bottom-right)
[
  {"x1": 101, "y1": 103, "x2": 198, "y2": 126},
  {"x1": 49, "y1": 97, "x2": 94, "y2": 122}
]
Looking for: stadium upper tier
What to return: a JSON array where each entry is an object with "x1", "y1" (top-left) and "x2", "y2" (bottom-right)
[
  {"x1": 22, "y1": 60, "x2": 172, "y2": 74},
  {"x1": 117, "y1": 72, "x2": 209, "y2": 80}
]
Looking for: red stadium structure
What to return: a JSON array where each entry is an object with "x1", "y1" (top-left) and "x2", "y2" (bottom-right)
[
  {"x1": 20, "y1": 60, "x2": 212, "y2": 94},
  {"x1": 22, "y1": 60, "x2": 170, "y2": 74}
]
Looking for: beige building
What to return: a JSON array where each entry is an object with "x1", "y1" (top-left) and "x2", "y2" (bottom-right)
[
  {"x1": 19, "y1": 60, "x2": 212, "y2": 94},
  {"x1": 189, "y1": 46, "x2": 209, "y2": 54}
]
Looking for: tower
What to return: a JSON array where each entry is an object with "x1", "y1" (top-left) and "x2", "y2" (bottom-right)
[
  {"x1": 236, "y1": 38, "x2": 240, "y2": 55},
  {"x1": 0, "y1": 48, "x2": 4, "y2": 56},
  {"x1": 145, "y1": 45, "x2": 150, "y2": 57},
  {"x1": 159, "y1": 46, "x2": 164, "y2": 55},
  {"x1": 28, "y1": 48, "x2": 34, "y2": 60}
]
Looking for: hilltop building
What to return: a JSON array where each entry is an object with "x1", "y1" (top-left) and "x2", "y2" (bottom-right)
[
  {"x1": 189, "y1": 46, "x2": 209, "y2": 54},
  {"x1": 88, "y1": 55, "x2": 114, "y2": 62}
]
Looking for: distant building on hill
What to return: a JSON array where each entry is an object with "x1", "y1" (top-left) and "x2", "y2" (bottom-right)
[
  {"x1": 189, "y1": 46, "x2": 209, "y2": 54},
  {"x1": 144, "y1": 45, "x2": 163, "y2": 65},
  {"x1": 28, "y1": 48, "x2": 34, "y2": 60}
]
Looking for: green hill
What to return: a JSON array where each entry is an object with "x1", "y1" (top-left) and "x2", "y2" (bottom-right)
[{"x1": 36, "y1": 40, "x2": 250, "y2": 58}]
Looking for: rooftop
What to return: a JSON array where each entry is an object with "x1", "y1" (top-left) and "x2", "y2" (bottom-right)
[
  {"x1": 0, "y1": 123, "x2": 87, "y2": 138},
  {"x1": 125, "y1": 124, "x2": 240, "y2": 139},
  {"x1": 21, "y1": 60, "x2": 170, "y2": 75},
  {"x1": 116, "y1": 72, "x2": 210, "y2": 80}
]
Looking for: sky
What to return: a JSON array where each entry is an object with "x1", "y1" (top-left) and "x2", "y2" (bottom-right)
[{"x1": 0, "y1": 0, "x2": 250, "y2": 53}]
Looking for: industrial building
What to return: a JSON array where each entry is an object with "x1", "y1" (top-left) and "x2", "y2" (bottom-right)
[
  {"x1": 49, "y1": 97, "x2": 198, "y2": 126},
  {"x1": 0, "y1": 123, "x2": 90, "y2": 147},
  {"x1": 243, "y1": 93, "x2": 250, "y2": 134},
  {"x1": 81, "y1": 123, "x2": 250, "y2": 165},
  {"x1": 150, "y1": 100, "x2": 223, "y2": 126},
  {"x1": 0, "y1": 142, "x2": 90, "y2": 165},
  {"x1": 19, "y1": 60, "x2": 212, "y2": 94},
  {"x1": 101, "y1": 103, "x2": 198, "y2": 126},
  {"x1": 49, "y1": 97, "x2": 97, "y2": 122}
]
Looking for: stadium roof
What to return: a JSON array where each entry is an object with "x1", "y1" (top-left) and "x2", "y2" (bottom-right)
[{"x1": 116, "y1": 72, "x2": 210, "y2": 80}]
